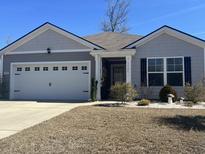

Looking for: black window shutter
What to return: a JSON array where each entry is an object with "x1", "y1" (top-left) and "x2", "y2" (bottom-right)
[
  {"x1": 184, "y1": 57, "x2": 192, "y2": 85},
  {"x1": 141, "y1": 58, "x2": 147, "y2": 86}
]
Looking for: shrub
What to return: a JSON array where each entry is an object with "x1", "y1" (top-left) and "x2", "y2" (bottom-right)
[
  {"x1": 138, "y1": 99, "x2": 150, "y2": 106},
  {"x1": 184, "y1": 101, "x2": 193, "y2": 107},
  {"x1": 0, "y1": 79, "x2": 8, "y2": 99},
  {"x1": 110, "y1": 83, "x2": 138, "y2": 103},
  {"x1": 184, "y1": 82, "x2": 205, "y2": 103},
  {"x1": 159, "y1": 85, "x2": 177, "y2": 102},
  {"x1": 90, "y1": 78, "x2": 98, "y2": 101}
]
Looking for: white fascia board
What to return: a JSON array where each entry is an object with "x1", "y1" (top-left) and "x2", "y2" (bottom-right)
[
  {"x1": 5, "y1": 49, "x2": 92, "y2": 55},
  {"x1": 90, "y1": 49, "x2": 136, "y2": 57}
]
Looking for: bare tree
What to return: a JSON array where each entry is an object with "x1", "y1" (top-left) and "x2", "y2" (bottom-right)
[{"x1": 102, "y1": 0, "x2": 130, "y2": 33}]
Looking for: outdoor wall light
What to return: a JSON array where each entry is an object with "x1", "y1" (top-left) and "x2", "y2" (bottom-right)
[{"x1": 47, "y1": 48, "x2": 51, "y2": 54}]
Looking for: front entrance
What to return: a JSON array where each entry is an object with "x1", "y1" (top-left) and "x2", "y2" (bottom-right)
[
  {"x1": 111, "y1": 64, "x2": 126, "y2": 85},
  {"x1": 101, "y1": 58, "x2": 126, "y2": 100}
]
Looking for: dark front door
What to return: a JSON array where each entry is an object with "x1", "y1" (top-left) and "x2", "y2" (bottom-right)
[
  {"x1": 101, "y1": 58, "x2": 126, "y2": 100},
  {"x1": 111, "y1": 64, "x2": 126, "y2": 85}
]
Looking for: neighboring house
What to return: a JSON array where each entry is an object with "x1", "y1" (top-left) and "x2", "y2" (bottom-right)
[{"x1": 0, "y1": 22, "x2": 205, "y2": 101}]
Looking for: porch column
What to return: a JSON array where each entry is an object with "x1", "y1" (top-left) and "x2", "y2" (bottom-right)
[
  {"x1": 126, "y1": 55, "x2": 132, "y2": 83},
  {"x1": 95, "y1": 54, "x2": 101, "y2": 100}
]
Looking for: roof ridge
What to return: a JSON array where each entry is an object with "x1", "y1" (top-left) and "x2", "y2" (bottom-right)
[{"x1": 84, "y1": 32, "x2": 142, "y2": 38}]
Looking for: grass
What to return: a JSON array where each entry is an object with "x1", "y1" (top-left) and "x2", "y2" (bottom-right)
[{"x1": 0, "y1": 106, "x2": 205, "y2": 153}]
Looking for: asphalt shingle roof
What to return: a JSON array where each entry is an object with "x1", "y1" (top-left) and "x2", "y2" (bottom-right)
[{"x1": 84, "y1": 32, "x2": 142, "y2": 51}]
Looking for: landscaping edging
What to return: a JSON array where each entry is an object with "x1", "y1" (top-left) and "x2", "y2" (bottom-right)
[{"x1": 126, "y1": 102, "x2": 205, "y2": 109}]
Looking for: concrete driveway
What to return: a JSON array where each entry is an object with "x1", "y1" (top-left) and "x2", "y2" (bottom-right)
[{"x1": 0, "y1": 101, "x2": 95, "y2": 139}]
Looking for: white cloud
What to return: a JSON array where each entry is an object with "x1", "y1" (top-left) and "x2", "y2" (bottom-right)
[
  {"x1": 136, "y1": 3, "x2": 205, "y2": 26},
  {"x1": 193, "y1": 31, "x2": 205, "y2": 35}
]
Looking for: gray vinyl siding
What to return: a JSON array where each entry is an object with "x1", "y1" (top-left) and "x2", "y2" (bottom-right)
[
  {"x1": 132, "y1": 33, "x2": 204, "y2": 99},
  {"x1": 3, "y1": 52, "x2": 95, "y2": 98},
  {"x1": 13, "y1": 29, "x2": 90, "y2": 52}
]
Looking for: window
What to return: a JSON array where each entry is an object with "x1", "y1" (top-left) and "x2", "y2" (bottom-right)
[
  {"x1": 16, "y1": 67, "x2": 22, "y2": 72},
  {"x1": 53, "y1": 67, "x2": 58, "y2": 71},
  {"x1": 25, "y1": 67, "x2": 30, "y2": 71},
  {"x1": 167, "y1": 58, "x2": 183, "y2": 86},
  {"x1": 167, "y1": 58, "x2": 183, "y2": 71},
  {"x1": 81, "y1": 66, "x2": 87, "y2": 70},
  {"x1": 43, "y1": 67, "x2": 48, "y2": 71},
  {"x1": 148, "y1": 73, "x2": 164, "y2": 86},
  {"x1": 72, "y1": 66, "x2": 78, "y2": 70},
  {"x1": 147, "y1": 57, "x2": 184, "y2": 87},
  {"x1": 35, "y1": 67, "x2": 40, "y2": 71},
  {"x1": 148, "y1": 58, "x2": 164, "y2": 86},
  {"x1": 62, "y1": 66, "x2": 67, "y2": 71},
  {"x1": 167, "y1": 73, "x2": 183, "y2": 86},
  {"x1": 148, "y1": 59, "x2": 163, "y2": 72}
]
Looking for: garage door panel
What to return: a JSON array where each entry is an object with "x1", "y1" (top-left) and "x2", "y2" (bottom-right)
[{"x1": 11, "y1": 62, "x2": 90, "y2": 100}]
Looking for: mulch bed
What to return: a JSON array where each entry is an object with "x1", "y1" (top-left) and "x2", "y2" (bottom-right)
[{"x1": 0, "y1": 106, "x2": 205, "y2": 154}]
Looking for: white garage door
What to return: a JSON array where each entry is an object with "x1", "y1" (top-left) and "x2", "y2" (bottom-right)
[{"x1": 10, "y1": 61, "x2": 90, "y2": 101}]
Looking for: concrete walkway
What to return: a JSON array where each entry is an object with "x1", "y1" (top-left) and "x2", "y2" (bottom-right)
[{"x1": 0, "y1": 101, "x2": 96, "y2": 139}]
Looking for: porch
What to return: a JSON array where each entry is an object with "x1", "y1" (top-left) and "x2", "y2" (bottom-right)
[
  {"x1": 90, "y1": 50, "x2": 136, "y2": 100},
  {"x1": 101, "y1": 58, "x2": 126, "y2": 99}
]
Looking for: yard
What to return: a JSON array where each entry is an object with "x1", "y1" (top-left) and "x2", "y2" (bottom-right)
[{"x1": 0, "y1": 105, "x2": 204, "y2": 154}]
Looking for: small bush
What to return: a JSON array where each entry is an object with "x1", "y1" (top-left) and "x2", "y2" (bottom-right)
[
  {"x1": 110, "y1": 83, "x2": 138, "y2": 103},
  {"x1": 138, "y1": 99, "x2": 150, "y2": 106},
  {"x1": 159, "y1": 85, "x2": 177, "y2": 102},
  {"x1": 184, "y1": 101, "x2": 193, "y2": 107},
  {"x1": 184, "y1": 82, "x2": 205, "y2": 103}
]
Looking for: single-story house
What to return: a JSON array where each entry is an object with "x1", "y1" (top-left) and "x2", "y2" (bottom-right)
[{"x1": 0, "y1": 22, "x2": 204, "y2": 101}]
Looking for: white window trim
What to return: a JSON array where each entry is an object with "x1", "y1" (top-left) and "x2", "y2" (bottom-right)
[{"x1": 147, "y1": 56, "x2": 185, "y2": 87}]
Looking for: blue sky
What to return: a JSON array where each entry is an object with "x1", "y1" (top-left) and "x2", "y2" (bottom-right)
[{"x1": 1, "y1": 0, "x2": 205, "y2": 48}]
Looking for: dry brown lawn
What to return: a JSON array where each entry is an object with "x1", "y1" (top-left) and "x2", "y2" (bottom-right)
[{"x1": 0, "y1": 106, "x2": 205, "y2": 154}]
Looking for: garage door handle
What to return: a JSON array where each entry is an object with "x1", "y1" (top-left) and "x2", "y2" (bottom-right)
[
  {"x1": 83, "y1": 91, "x2": 88, "y2": 93},
  {"x1": 15, "y1": 73, "x2": 21, "y2": 75},
  {"x1": 14, "y1": 90, "x2": 20, "y2": 92},
  {"x1": 83, "y1": 72, "x2": 89, "y2": 74}
]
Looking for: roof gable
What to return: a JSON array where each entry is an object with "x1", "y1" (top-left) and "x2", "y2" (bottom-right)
[
  {"x1": 13, "y1": 29, "x2": 90, "y2": 52},
  {"x1": 123, "y1": 26, "x2": 205, "y2": 49},
  {"x1": 1, "y1": 22, "x2": 105, "y2": 54}
]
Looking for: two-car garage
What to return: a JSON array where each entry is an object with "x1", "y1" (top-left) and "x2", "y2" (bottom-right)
[{"x1": 10, "y1": 61, "x2": 90, "y2": 101}]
